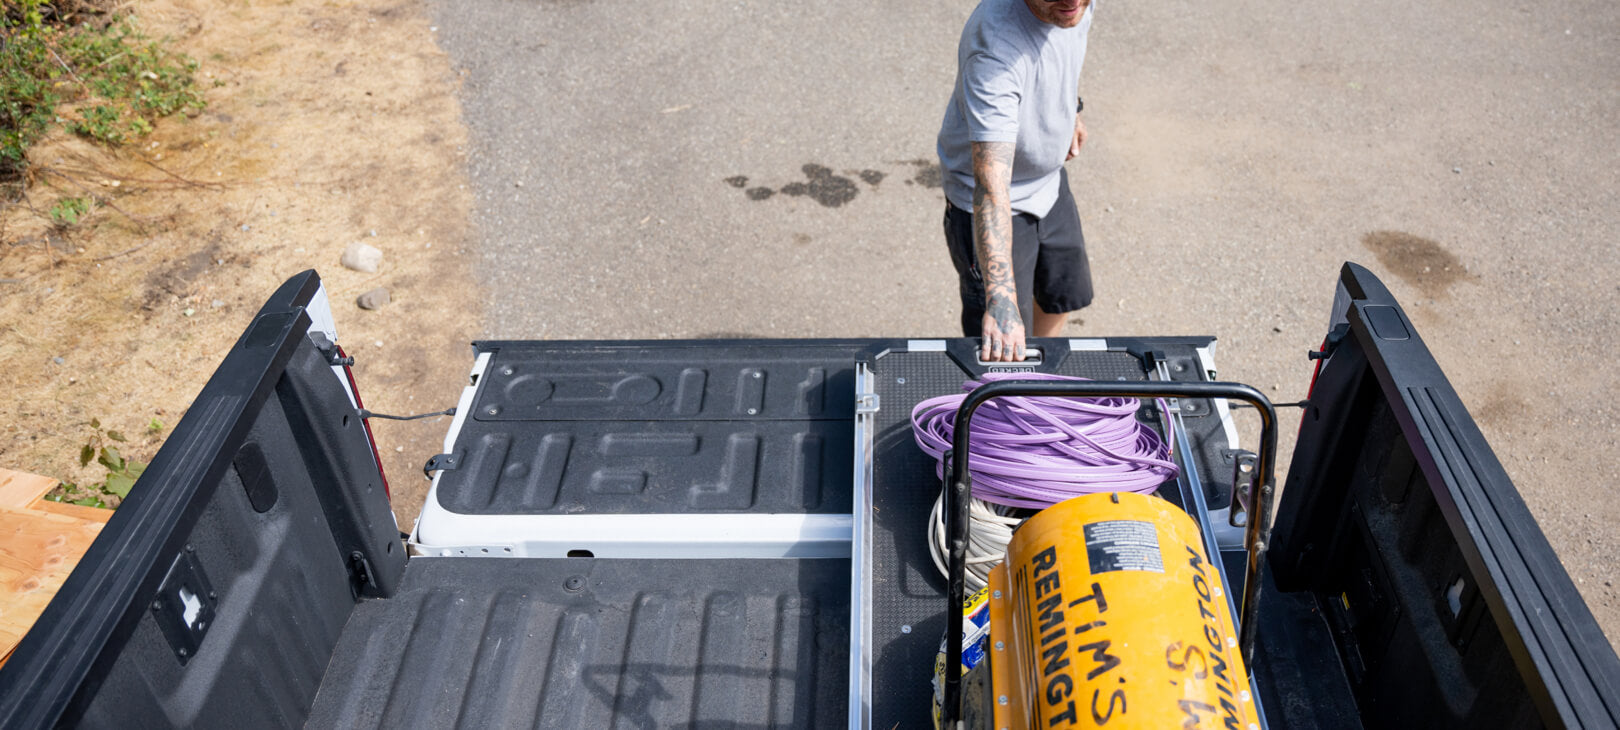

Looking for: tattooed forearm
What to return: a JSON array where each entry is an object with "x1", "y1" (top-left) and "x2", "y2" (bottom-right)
[{"x1": 971, "y1": 141, "x2": 1017, "y2": 328}]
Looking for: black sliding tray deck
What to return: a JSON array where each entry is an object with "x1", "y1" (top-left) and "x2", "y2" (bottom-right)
[{"x1": 860, "y1": 338, "x2": 1238, "y2": 729}]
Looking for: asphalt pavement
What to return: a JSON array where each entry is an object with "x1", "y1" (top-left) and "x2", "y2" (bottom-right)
[{"x1": 427, "y1": 0, "x2": 1620, "y2": 643}]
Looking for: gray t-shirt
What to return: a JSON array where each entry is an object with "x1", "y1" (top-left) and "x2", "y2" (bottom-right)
[{"x1": 937, "y1": 0, "x2": 1093, "y2": 218}]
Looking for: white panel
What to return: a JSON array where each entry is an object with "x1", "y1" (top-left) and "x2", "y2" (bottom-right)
[
  {"x1": 439, "y1": 351, "x2": 492, "y2": 453},
  {"x1": 305, "y1": 283, "x2": 339, "y2": 345},
  {"x1": 305, "y1": 284, "x2": 359, "y2": 409},
  {"x1": 1197, "y1": 345, "x2": 1242, "y2": 450},
  {"x1": 413, "y1": 512, "x2": 852, "y2": 559}
]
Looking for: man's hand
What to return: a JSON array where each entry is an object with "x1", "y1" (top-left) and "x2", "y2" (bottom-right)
[
  {"x1": 971, "y1": 140, "x2": 1025, "y2": 362},
  {"x1": 1067, "y1": 114, "x2": 1088, "y2": 161},
  {"x1": 982, "y1": 293, "x2": 1026, "y2": 362}
]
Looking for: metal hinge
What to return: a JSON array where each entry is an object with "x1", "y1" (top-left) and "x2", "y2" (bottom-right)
[{"x1": 348, "y1": 550, "x2": 374, "y2": 599}]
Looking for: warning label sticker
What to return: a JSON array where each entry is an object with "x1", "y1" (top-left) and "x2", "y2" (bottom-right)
[{"x1": 1084, "y1": 520, "x2": 1165, "y2": 574}]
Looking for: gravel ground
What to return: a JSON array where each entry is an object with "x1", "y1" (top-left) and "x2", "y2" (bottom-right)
[{"x1": 427, "y1": 0, "x2": 1620, "y2": 646}]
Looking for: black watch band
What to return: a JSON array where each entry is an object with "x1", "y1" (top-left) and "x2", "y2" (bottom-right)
[{"x1": 1077, "y1": 96, "x2": 1084, "y2": 113}]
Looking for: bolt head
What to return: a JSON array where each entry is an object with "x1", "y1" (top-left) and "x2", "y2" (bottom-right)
[
  {"x1": 992, "y1": 590, "x2": 1002, "y2": 599},
  {"x1": 900, "y1": 624, "x2": 911, "y2": 634}
]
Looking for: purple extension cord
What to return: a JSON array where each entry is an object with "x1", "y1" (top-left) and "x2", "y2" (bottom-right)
[{"x1": 910, "y1": 372, "x2": 1179, "y2": 509}]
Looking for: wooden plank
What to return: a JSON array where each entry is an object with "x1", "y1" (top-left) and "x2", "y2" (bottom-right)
[
  {"x1": 0, "y1": 467, "x2": 114, "y2": 523},
  {"x1": 27, "y1": 499, "x2": 114, "y2": 524},
  {"x1": 0, "y1": 470, "x2": 109, "y2": 669},
  {"x1": 0, "y1": 468, "x2": 59, "y2": 510}
]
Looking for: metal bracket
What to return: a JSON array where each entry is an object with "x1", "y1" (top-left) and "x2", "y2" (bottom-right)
[
  {"x1": 306, "y1": 331, "x2": 354, "y2": 367},
  {"x1": 1308, "y1": 322, "x2": 1351, "y2": 361},
  {"x1": 1125, "y1": 345, "x2": 1169, "y2": 372},
  {"x1": 423, "y1": 451, "x2": 461, "y2": 479},
  {"x1": 855, "y1": 393, "x2": 881, "y2": 415},
  {"x1": 1228, "y1": 449, "x2": 1258, "y2": 528},
  {"x1": 151, "y1": 545, "x2": 218, "y2": 665}
]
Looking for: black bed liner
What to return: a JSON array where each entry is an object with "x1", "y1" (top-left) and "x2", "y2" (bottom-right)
[
  {"x1": 308, "y1": 557, "x2": 850, "y2": 729},
  {"x1": 434, "y1": 341, "x2": 867, "y2": 515}
]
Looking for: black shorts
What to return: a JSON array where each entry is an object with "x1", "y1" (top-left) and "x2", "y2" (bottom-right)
[{"x1": 944, "y1": 167, "x2": 1094, "y2": 336}]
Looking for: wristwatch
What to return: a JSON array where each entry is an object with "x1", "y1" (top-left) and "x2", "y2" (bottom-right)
[{"x1": 1077, "y1": 97, "x2": 1084, "y2": 114}]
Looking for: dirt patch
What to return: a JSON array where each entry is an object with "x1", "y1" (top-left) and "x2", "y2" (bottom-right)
[
  {"x1": 1362, "y1": 230, "x2": 1469, "y2": 298},
  {"x1": 1472, "y1": 381, "x2": 1532, "y2": 430},
  {"x1": 0, "y1": 0, "x2": 476, "y2": 527},
  {"x1": 141, "y1": 236, "x2": 223, "y2": 309}
]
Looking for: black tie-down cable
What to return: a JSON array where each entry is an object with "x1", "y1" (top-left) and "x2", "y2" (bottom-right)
[{"x1": 357, "y1": 407, "x2": 457, "y2": 421}]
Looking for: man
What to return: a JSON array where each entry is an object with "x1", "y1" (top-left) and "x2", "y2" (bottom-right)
[{"x1": 938, "y1": 0, "x2": 1095, "y2": 363}]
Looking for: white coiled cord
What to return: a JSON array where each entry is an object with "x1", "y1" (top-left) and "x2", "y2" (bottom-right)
[{"x1": 927, "y1": 493, "x2": 1024, "y2": 591}]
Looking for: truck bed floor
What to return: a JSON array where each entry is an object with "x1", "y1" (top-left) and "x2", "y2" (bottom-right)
[{"x1": 307, "y1": 557, "x2": 849, "y2": 729}]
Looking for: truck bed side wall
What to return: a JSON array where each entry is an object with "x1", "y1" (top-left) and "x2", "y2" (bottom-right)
[
  {"x1": 0, "y1": 271, "x2": 405, "y2": 729},
  {"x1": 1269, "y1": 263, "x2": 1620, "y2": 728}
]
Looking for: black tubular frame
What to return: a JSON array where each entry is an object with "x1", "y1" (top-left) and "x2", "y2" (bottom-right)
[{"x1": 938, "y1": 379, "x2": 1278, "y2": 726}]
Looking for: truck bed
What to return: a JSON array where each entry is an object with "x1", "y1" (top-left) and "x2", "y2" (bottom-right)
[
  {"x1": 4, "y1": 266, "x2": 1617, "y2": 729},
  {"x1": 308, "y1": 557, "x2": 849, "y2": 728},
  {"x1": 410, "y1": 336, "x2": 1254, "y2": 728}
]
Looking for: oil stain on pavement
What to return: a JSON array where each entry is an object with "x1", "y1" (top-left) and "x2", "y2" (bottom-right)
[
  {"x1": 781, "y1": 164, "x2": 858, "y2": 207},
  {"x1": 726, "y1": 160, "x2": 936, "y2": 208},
  {"x1": 1362, "y1": 230, "x2": 1468, "y2": 297},
  {"x1": 901, "y1": 159, "x2": 942, "y2": 189}
]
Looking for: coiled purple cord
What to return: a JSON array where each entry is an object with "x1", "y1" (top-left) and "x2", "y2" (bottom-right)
[{"x1": 910, "y1": 372, "x2": 1179, "y2": 509}]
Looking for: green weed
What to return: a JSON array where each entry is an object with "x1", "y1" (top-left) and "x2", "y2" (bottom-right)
[
  {"x1": 48, "y1": 194, "x2": 90, "y2": 225},
  {"x1": 45, "y1": 416, "x2": 151, "y2": 509},
  {"x1": 2, "y1": 0, "x2": 205, "y2": 186}
]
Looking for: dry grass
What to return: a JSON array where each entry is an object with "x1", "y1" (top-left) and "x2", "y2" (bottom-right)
[{"x1": 0, "y1": 0, "x2": 477, "y2": 525}]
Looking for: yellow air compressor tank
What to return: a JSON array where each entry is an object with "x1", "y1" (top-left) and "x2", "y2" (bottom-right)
[{"x1": 985, "y1": 491, "x2": 1259, "y2": 729}]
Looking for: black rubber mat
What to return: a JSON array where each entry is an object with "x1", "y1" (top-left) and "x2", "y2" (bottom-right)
[
  {"x1": 308, "y1": 557, "x2": 850, "y2": 729},
  {"x1": 435, "y1": 341, "x2": 864, "y2": 515}
]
